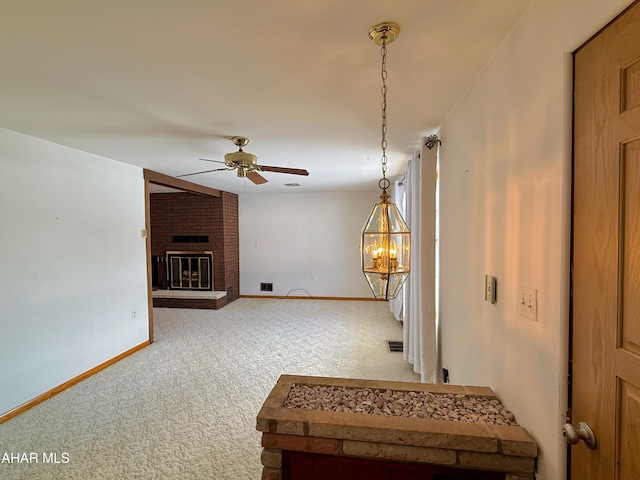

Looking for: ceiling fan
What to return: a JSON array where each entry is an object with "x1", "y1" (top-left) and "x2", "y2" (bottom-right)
[{"x1": 178, "y1": 136, "x2": 309, "y2": 185}]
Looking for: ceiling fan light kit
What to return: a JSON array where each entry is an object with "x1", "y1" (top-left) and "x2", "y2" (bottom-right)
[
  {"x1": 224, "y1": 136, "x2": 258, "y2": 172},
  {"x1": 361, "y1": 22, "x2": 411, "y2": 301}
]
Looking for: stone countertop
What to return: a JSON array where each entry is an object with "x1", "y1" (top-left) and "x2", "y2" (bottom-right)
[{"x1": 256, "y1": 374, "x2": 537, "y2": 478}]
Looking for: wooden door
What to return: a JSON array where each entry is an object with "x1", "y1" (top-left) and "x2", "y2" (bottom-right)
[{"x1": 572, "y1": 1, "x2": 640, "y2": 479}]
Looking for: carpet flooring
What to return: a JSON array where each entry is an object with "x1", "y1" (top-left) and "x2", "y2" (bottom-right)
[{"x1": 0, "y1": 298, "x2": 419, "y2": 479}]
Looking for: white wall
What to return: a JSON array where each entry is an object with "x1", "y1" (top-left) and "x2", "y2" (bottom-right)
[
  {"x1": 0, "y1": 127, "x2": 149, "y2": 415},
  {"x1": 438, "y1": 1, "x2": 633, "y2": 479},
  {"x1": 239, "y1": 191, "x2": 378, "y2": 298}
]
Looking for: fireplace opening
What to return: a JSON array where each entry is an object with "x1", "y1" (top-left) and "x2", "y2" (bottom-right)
[{"x1": 166, "y1": 251, "x2": 213, "y2": 291}]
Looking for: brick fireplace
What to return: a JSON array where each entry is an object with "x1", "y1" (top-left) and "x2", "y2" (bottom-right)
[{"x1": 149, "y1": 190, "x2": 239, "y2": 309}]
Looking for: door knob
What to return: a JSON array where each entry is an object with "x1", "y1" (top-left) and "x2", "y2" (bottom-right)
[{"x1": 562, "y1": 421, "x2": 597, "y2": 449}]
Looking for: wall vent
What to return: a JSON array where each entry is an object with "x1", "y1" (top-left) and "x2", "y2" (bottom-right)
[
  {"x1": 387, "y1": 341, "x2": 403, "y2": 352},
  {"x1": 172, "y1": 235, "x2": 209, "y2": 243},
  {"x1": 260, "y1": 283, "x2": 273, "y2": 292}
]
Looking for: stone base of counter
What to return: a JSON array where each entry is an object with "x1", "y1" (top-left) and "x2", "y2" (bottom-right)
[{"x1": 256, "y1": 375, "x2": 537, "y2": 480}]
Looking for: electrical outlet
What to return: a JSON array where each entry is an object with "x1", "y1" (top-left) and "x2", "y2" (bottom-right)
[{"x1": 518, "y1": 285, "x2": 537, "y2": 320}]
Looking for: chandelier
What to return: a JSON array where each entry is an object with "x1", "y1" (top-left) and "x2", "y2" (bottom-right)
[{"x1": 361, "y1": 22, "x2": 411, "y2": 300}]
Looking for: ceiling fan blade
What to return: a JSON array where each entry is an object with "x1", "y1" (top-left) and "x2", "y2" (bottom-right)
[
  {"x1": 246, "y1": 171, "x2": 268, "y2": 185},
  {"x1": 259, "y1": 165, "x2": 309, "y2": 176},
  {"x1": 177, "y1": 167, "x2": 230, "y2": 178},
  {"x1": 199, "y1": 158, "x2": 226, "y2": 164}
]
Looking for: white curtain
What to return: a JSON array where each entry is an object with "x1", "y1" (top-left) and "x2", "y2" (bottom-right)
[
  {"x1": 388, "y1": 177, "x2": 406, "y2": 321},
  {"x1": 402, "y1": 139, "x2": 438, "y2": 383}
]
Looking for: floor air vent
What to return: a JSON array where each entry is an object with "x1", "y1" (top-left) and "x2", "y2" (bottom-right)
[{"x1": 387, "y1": 341, "x2": 403, "y2": 353}]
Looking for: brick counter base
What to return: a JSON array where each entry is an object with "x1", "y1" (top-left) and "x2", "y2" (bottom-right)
[{"x1": 257, "y1": 375, "x2": 537, "y2": 480}]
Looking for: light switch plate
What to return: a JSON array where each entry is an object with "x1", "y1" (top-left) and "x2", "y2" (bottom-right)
[{"x1": 485, "y1": 275, "x2": 497, "y2": 304}]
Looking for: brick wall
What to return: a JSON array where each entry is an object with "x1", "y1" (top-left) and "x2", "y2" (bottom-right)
[
  {"x1": 149, "y1": 191, "x2": 239, "y2": 305},
  {"x1": 221, "y1": 191, "x2": 239, "y2": 304}
]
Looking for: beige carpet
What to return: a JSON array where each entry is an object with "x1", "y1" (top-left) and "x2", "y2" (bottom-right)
[{"x1": 0, "y1": 298, "x2": 419, "y2": 479}]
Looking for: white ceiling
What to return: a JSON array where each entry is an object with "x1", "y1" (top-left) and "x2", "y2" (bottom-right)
[{"x1": 0, "y1": 0, "x2": 531, "y2": 194}]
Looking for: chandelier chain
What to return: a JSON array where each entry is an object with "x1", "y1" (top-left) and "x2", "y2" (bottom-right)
[{"x1": 380, "y1": 38, "x2": 388, "y2": 183}]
